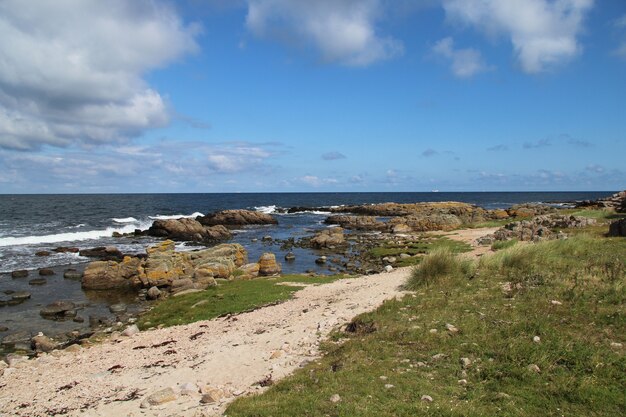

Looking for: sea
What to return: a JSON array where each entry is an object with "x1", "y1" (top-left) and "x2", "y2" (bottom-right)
[{"x1": 0, "y1": 191, "x2": 613, "y2": 347}]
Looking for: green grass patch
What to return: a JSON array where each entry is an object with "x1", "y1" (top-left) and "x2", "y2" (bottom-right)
[
  {"x1": 137, "y1": 274, "x2": 348, "y2": 329},
  {"x1": 368, "y1": 236, "x2": 472, "y2": 267},
  {"x1": 491, "y1": 238, "x2": 519, "y2": 251},
  {"x1": 227, "y1": 236, "x2": 626, "y2": 417}
]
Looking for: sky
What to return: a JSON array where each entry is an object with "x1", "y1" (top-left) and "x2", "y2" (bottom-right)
[{"x1": 0, "y1": 0, "x2": 624, "y2": 193}]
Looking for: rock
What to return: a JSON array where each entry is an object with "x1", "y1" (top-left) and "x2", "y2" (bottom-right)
[
  {"x1": 325, "y1": 215, "x2": 386, "y2": 231},
  {"x1": 284, "y1": 252, "x2": 296, "y2": 261},
  {"x1": 384, "y1": 265, "x2": 393, "y2": 273},
  {"x1": 35, "y1": 251, "x2": 51, "y2": 257},
  {"x1": 237, "y1": 263, "x2": 260, "y2": 279},
  {"x1": 147, "y1": 286, "x2": 162, "y2": 300},
  {"x1": 53, "y1": 247, "x2": 79, "y2": 253},
  {"x1": 608, "y1": 218, "x2": 626, "y2": 237},
  {"x1": 38, "y1": 268, "x2": 54, "y2": 276},
  {"x1": 40, "y1": 301, "x2": 76, "y2": 320},
  {"x1": 388, "y1": 213, "x2": 462, "y2": 232},
  {"x1": 310, "y1": 227, "x2": 346, "y2": 249},
  {"x1": 458, "y1": 379, "x2": 468, "y2": 386},
  {"x1": 1, "y1": 331, "x2": 32, "y2": 349},
  {"x1": 507, "y1": 203, "x2": 556, "y2": 218},
  {"x1": 200, "y1": 387, "x2": 224, "y2": 404},
  {"x1": 109, "y1": 303, "x2": 127, "y2": 314},
  {"x1": 148, "y1": 218, "x2": 231, "y2": 242},
  {"x1": 533, "y1": 336, "x2": 541, "y2": 343},
  {"x1": 29, "y1": 278, "x2": 47, "y2": 285},
  {"x1": 527, "y1": 364, "x2": 541, "y2": 373},
  {"x1": 492, "y1": 215, "x2": 597, "y2": 243},
  {"x1": 122, "y1": 325, "x2": 139, "y2": 337},
  {"x1": 173, "y1": 289, "x2": 202, "y2": 297},
  {"x1": 32, "y1": 334, "x2": 57, "y2": 352},
  {"x1": 460, "y1": 357, "x2": 472, "y2": 368},
  {"x1": 198, "y1": 209, "x2": 277, "y2": 226},
  {"x1": 179, "y1": 382, "x2": 199, "y2": 396},
  {"x1": 0, "y1": 326, "x2": 8, "y2": 332},
  {"x1": 11, "y1": 292, "x2": 31, "y2": 301},
  {"x1": 421, "y1": 395, "x2": 433, "y2": 402},
  {"x1": 6, "y1": 353, "x2": 29, "y2": 367},
  {"x1": 315, "y1": 256, "x2": 327, "y2": 264},
  {"x1": 171, "y1": 278, "x2": 195, "y2": 294},
  {"x1": 11, "y1": 270, "x2": 28, "y2": 278},
  {"x1": 258, "y1": 253, "x2": 281, "y2": 276},
  {"x1": 399, "y1": 253, "x2": 411, "y2": 259},
  {"x1": 140, "y1": 387, "x2": 178, "y2": 408},
  {"x1": 82, "y1": 257, "x2": 144, "y2": 290},
  {"x1": 79, "y1": 246, "x2": 124, "y2": 261},
  {"x1": 575, "y1": 190, "x2": 626, "y2": 211},
  {"x1": 391, "y1": 223, "x2": 412, "y2": 234},
  {"x1": 63, "y1": 269, "x2": 82, "y2": 280},
  {"x1": 330, "y1": 394, "x2": 341, "y2": 403},
  {"x1": 550, "y1": 300, "x2": 562, "y2": 306},
  {"x1": 445, "y1": 323, "x2": 459, "y2": 334}
]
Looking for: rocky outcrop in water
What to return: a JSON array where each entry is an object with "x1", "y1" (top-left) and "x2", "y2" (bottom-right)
[
  {"x1": 576, "y1": 190, "x2": 626, "y2": 212},
  {"x1": 197, "y1": 210, "x2": 277, "y2": 226},
  {"x1": 388, "y1": 213, "x2": 463, "y2": 232},
  {"x1": 147, "y1": 218, "x2": 231, "y2": 242},
  {"x1": 310, "y1": 227, "x2": 347, "y2": 249},
  {"x1": 325, "y1": 216, "x2": 385, "y2": 231},
  {"x1": 79, "y1": 246, "x2": 124, "y2": 261}
]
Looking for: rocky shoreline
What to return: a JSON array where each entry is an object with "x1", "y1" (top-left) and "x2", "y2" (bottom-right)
[{"x1": 1, "y1": 192, "x2": 624, "y2": 360}]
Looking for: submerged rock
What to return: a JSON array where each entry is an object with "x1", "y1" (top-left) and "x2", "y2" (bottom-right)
[
  {"x1": 11, "y1": 270, "x2": 28, "y2": 278},
  {"x1": 40, "y1": 301, "x2": 76, "y2": 320}
]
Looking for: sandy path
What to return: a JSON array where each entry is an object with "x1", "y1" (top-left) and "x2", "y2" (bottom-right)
[{"x1": 0, "y1": 228, "x2": 495, "y2": 417}]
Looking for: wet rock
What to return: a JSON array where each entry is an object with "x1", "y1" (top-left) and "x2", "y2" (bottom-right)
[
  {"x1": 79, "y1": 246, "x2": 124, "y2": 261},
  {"x1": 258, "y1": 253, "x2": 281, "y2": 276},
  {"x1": 73, "y1": 316, "x2": 85, "y2": 323},
  {"x1": 109, "y1": 303, "x2": 127, "y2": 314},
  {"x1": 1, "y1": 331, "x2": 32, "y2": 349},
  {"x1": 32, "y1": 334, "x2": 58, "y2": 352},
  {"x1": 262, "y1": 235, "x2": 273, "y2": 242},
  {"x1": 29, "y1": 278, "x2": 47, "y2": 285},
  {"x1": 38, "y1": 268, "x2": 54, "y2": 276},
  {"x1": 63, "y1": 269, "x2": 82, "y2": 280},
  {"x1": 35, "y1": 251, "x2": 51, "y2": 257},
  {"x1": 11, "y1": 270, "x2": 28, "y2": 278},
  {"x1": 198, "y1": 209, "x2": 277, "y2": 226},
  {"x1": 0, "y1": 326, "x2": 8, "y2": 332},
  {"x1": 53, "y1": 246, "x2": 80, "y2": 253},
  {"x1": 315, "y1": 256, "x2": 327, "y2": 264},
  {"x1": 148, "y1": 218, "x2": 231, "y2": 242},
  {"x1": 140, "y1": 387, "x2": 178, "y2": 408},
  {"x1": 0, "y1": 294, "x2": 12, "y2": 306},
  {"x1": 284, "y1": 252, "x2": 296, "y2": 261},
  {"x1": 40, "y1": 301, "x2": 76, "y2": 320}
]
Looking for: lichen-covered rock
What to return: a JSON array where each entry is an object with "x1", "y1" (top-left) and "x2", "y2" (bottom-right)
[
  {"x1": 258, "y1": 253, "x2": 281, "y2": 276},
  {"x1": 198, "y1": 209, "x2": 278, "y2": 226},
  {"x1": 311, "y1": 227, "x2": 346, "y2": 248},
  {"x1": 490, "y1": 214, "x2": 597, "y2": 242},
  {"x1": 388, "y1": 213, "x2": 462, "y2": 232},
  {"x1": 237, "y1": 263, "x2": 260, "y2": 279},
  {"x1": 324, "y1": 215, "x2": 385, "y2": 231},
  {"x1": 507, "y1": 204, "x2": 557, "y2": 218},
  {"x1": 147, "y1": 218, "x2": 231, "y2": 242},
  {"x1": 82, "y1": 257, "x2": 145, "y2": 290}
]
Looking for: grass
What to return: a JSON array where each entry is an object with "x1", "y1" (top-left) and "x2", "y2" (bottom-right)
[
  {"x1": 227, "y1": 235, "x2": 626, "y2": 417},
  {"x1": 405, "y1": 248, "x2": 474, "y2": 289},
  {"x1": 137, "y1": 274, "x2": 348, "y2": 329},
  {"x1": 368, "y1": 236, "x2": 472, "y2": 267},
  {"x1": 491, "y1": 238, "x2": 519, "y2": 251}
]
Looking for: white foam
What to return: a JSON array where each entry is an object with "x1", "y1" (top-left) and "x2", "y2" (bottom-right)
[
  {"x1": 254, "y1": 205, "x2": 277, "y2": 214},
  {"x1": 0, "y1": 222, "x2": 151, "y2": 247},
  {"x1": 149, "y1": 212, "x2": 203, "y2": 220},
  {"x1": 112, "y1": 217, "x2": 138, "y2": 223},
  {"x1": 68, "y1": 223, "x2": 86, "y2": 228}
]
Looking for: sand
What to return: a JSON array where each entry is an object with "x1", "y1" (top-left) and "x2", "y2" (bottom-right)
[{"x1": 0, "y1": 228, "x2": 494, "y2": 417}]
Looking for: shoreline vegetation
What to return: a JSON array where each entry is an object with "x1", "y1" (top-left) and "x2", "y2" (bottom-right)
[{"x1": 0, "y1": 191, "x2": 624, "y2": 416}]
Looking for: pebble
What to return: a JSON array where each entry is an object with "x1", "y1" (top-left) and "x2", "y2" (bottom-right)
[
  {"x1": 38, "y1": 268, "x2": 55, "y2": 276},
  {"x1": 458, "y1": 379, "x2": 468, "y2": 385},
  {"x1": 179, "y1": 382, "x2": 199, "y2": 396},
  {"x1": 445, "y1": 323, "x2": 459, "y2": 334},
  {"x1": 421, "y1": 395, "x2": 433, "y2": 402},
  {"x1": 429, "y1": 328, "x2": 438, "y2": 334},
  {"x1": 330, "y1": 394, "x2": 341, "y2": 403},
  {"x1": 533, "y1": 336, "x2": 541, "y2": 343},
  {"x1": 384, "y1": 265, "x2": 393, "y2": 273},
  {"x1": 109, "y1": 303, "x2": 127, "y2": 314},
  {"x1": 384, "y1": 384, "x2": 394, "y2": 389},
  {"x1": 550, "y1": 300, "x2": 562, "y2": 306},
  {"x1": 11, "y1": 270, "x2": 28, "y2": 278},
  {"x1": 431, "y1": 353, "x2": 446, "y2": 361},
  {"x1": 460, "y1": 357, "x2": 472, "y2": 368},
  {"x1": 121, "y1": 324, "x2": 139, "y2": 337},
  {"x1": 610, "y1": 342, "x2": 622, "y2": 348}
]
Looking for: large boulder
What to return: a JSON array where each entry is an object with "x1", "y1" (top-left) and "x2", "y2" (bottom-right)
[
  {"x1": 82, "y1": 257, "x2": 145, "y2": 290},
  {"x1": 608, "y1": 219, "x2": 626, "y2": 237},
  {"x1": 311, "y1": 227, "x2": 346, "y2": 248},
  {"x1": 147, "y1": 218, "x2": 231, "y2": 242},
  {"x1": 258, "y1": 253, "x2": 281, "y2": 276},
  {"x1": 79, "y1": 246, "x2": 124, "y2": 261},
  {"x1": 388, "y1": 213, "x2": 462, "y2": 232},
  {"x1": 198, "y1": 209, "x2": 277, "y2": 226}
]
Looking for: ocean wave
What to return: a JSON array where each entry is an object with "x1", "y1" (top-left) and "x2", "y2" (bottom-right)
[
  {"x1": 0, "y1": 223, "x2": 150, "y2": 247},
  {"x1": 254, "y1": 205, "x2": 277, "y2": 214},
  {"x1": 68, "y1": 223, "x2": 87, "y2": 229},
  {"x1": 112, "y1": 217, "x2": 138, "y2": 223},
  {"x1": 148, "y1": 212, "x2": 203, "y2": 220}
]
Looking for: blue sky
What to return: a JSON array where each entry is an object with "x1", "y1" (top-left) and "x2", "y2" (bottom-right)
[{"x1": 0, "y1": 0, "x2": 624, "y2": 193}]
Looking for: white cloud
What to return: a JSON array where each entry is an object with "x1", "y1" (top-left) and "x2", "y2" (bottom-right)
[
  {"x1": 0, "y1": 0, "x2": 200, "y2": 150},
  {"x1": 245, "y1": 0, "x2": 403, "y2": 66},
  {"x1": 442, "y1": 0, "x2": 594, "y2": 73},
  {"x1": 432, "y1": 37, "x2": 490, "y2": 78}
]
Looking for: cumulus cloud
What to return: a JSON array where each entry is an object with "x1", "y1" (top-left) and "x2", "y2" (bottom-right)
[
  {"x1": 245, "y1": 0, "x2": 403, "y2": 66},
  {"x1": 0, "y1": 0, "x2": 200, "y2": 150},
  {"x1": 322, "y1": 151, "x2": 347, "y2": 160},
  {"x1": 442, "y1": 0, "x2": 594, "y2": 73},
  {"x1": 206, "y1": 145, "x2": 272, "y2": 173},
  {"x1": 432, "y1": 37, "x2": 490, "y2": 78}
]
